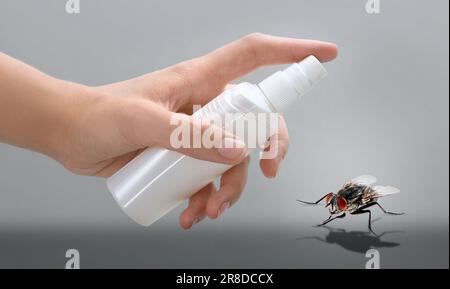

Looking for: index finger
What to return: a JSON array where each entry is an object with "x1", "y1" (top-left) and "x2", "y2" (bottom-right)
[
  {"x1": 205, "y1": 33, "x2": 338, "y2": 81},
  {"x1": 170, "y1": 33, "x2": 338, "y2": 104}
]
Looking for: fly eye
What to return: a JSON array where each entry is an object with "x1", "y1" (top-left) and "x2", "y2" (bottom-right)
[{"x1": 337, "y1": 197, "x2": 347, "y2": 210}]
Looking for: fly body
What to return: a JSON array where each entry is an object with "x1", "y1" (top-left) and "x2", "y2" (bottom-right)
[{"x1": 298, "y1": 175, "x2": 404, "y2": 236}]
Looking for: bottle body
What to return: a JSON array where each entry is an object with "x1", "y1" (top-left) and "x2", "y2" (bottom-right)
[{"x1": 106, "y1": 83, "x2": 275, "y2": 226}]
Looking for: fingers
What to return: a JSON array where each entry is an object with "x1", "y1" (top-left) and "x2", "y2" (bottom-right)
[
  {"x1": 173, "y1": 84, "x2": 252, "y2": 229},
  {"x1": 205, "y1": 33, "x2": 338, "y2": 81},
  {"x1": 206, "y1": 156, "x2": 250, "y2": 219},
  {"x1": 180, "y1": 156, "x2": 250, "y2": 229},
  {"x1": 169, "y1": 33, "x2": 338, "y2": 105},
  {"x1": 260, "y1": 115, "x2": 289, "y2": 178},
  {"x1": 179, "y1": 183, "x2": 216, "y2": 229}
]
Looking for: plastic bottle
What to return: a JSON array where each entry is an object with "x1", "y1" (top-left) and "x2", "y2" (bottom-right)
[{"x1": 106, "y1": 55, "x2": 328, "y2": 226}]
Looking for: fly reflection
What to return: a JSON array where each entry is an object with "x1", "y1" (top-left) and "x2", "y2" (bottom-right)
[{"x1": 297, "y1": 225, "x2": 403, "y2": 254}]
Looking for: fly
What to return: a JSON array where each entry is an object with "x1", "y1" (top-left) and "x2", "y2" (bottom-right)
[{"x1": 297, "y1": 175, "x2": 404, "y2": 236}]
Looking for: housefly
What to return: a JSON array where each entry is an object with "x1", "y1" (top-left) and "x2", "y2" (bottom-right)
[{"x1": 297, "y1": 175, "x2": 404, "y2": 236}]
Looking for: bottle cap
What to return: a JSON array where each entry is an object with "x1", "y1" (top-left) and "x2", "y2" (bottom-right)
[{"x1": 258, "y1": 55, "x2": 327, "y2": 111}]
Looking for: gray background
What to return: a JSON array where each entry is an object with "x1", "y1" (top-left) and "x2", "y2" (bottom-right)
[{"x1": 0, "y1": 0, "x2": 448, "y2": 268}]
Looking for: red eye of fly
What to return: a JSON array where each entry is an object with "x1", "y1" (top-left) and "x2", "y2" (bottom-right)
[{"x1": 337, "y1": 197, "x2": 347, "y2": 210}]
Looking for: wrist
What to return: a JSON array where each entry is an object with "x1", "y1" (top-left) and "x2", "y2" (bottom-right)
[
  {"x1": 37, "y1": 80, "x2": 97, "y2": 163},
  {"x1": 0, "y1": 53, "x2": 101, "y2": 165}
]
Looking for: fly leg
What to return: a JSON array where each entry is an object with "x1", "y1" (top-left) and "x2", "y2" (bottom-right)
[
  {"x1": 316, "y1": 213, "x2": 346, "y2": 227},
  {"x1": 297, "y1": 193, "x2": 331, "y2": 205},
  {"x1": 318, "y1": 215, "x2": 332, "y2": 224},
  {"x1": 374, "y1": 202, "x2": 404, "y2": 215},
  {"x1": 351, "y1": 209, "x2": 377, "y2": 236}
]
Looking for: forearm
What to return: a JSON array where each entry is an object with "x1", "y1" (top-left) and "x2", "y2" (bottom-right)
[{"x1": 0, "y1": 53, "x2": 92, "y2": 159}]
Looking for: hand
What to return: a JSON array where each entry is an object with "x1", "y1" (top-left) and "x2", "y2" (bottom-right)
[{"x1": 0, "y1": 33, "x2": 337, "y2": 229}]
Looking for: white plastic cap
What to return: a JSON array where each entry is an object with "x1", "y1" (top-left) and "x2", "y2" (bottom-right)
[{"x1": 258, "y1": 55, "x2": 327, "y2": 111}]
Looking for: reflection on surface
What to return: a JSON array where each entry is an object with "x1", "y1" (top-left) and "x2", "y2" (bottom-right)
[{"x1": 297, "y1": 225, "x2": 402, "y2": 254}]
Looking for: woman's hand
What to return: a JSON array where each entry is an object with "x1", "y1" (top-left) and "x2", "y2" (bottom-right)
[{"x1": 0, "y1": 33, "x2": 338, "y2": 229}]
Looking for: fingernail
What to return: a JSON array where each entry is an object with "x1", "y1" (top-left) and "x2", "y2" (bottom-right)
[
  {"x1": 192, "y1": 218, "x2": 199, "y2": 226},
  {"x1": 217, "y1": 202, "x2": 230, "y2": 218},
  {"x1": 218, "y1": 138, "x2": 246, "y2": 160}
]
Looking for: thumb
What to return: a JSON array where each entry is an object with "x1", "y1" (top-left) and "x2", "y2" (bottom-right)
[{"x1": 149, "y1": 110, "x2": 248, "y2": 165}]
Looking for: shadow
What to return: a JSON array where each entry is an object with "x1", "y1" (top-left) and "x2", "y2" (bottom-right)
[{"x1": 297, "y1": 225, "x2": 403, "y2": 254}]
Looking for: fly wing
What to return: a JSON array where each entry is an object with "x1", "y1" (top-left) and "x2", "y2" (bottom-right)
[
  {"x1": 372, "y1": 185, "x2": 400, "y2": 197},
  {"x1": 347, "y1": 175, "x2": 377, "y2": 186}
]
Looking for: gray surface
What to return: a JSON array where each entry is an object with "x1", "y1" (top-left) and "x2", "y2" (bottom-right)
[{"x1": 0, "y1": 0, "x2": 448, "y2": 268}]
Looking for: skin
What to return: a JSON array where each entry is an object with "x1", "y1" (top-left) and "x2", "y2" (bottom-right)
[{"x1": 0, "y1": 33, "x2": 338, "y2": 229}]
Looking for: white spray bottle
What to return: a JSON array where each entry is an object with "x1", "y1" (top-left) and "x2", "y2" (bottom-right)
[{"x1": 106, "y1": 55, "x2": 327, "y2": 226}]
